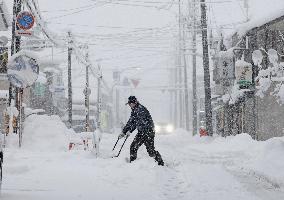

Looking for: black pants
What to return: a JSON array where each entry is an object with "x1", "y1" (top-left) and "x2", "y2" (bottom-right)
[{"x1": 130, "y1": 133, "x2": 164, "y2": 165}]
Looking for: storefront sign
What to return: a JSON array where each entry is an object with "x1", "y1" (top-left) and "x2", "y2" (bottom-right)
[{"x1": 235, "y1": 60, "x2": 253, "y2": 87}]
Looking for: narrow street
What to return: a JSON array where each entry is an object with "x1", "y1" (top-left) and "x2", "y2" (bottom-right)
[
  {"x1": 1, "y1": 1, "x2": 284, "y2": 200},
  {"x1": 1, "y1": 116, "x2": 284, "y2": 200}
]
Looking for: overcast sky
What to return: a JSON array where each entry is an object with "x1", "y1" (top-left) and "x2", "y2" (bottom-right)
[{"x1": 4, "y1": 0, "x2": 266, "y2": 122}]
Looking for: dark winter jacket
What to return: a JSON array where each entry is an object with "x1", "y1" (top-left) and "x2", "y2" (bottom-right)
[{"x1": 122, "y1": 103, "x2": 155, "y2": 135}]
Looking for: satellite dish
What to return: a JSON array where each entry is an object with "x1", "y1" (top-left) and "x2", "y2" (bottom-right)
[
  {"x1": 0, "y1": 36, "x2": 8, "y2": 46},
  {"x1": 252, "y1": 50, "x2": 263, "y2": 66}
]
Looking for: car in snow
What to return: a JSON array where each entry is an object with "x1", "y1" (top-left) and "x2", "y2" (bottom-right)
[{"x1": 155, "y1": 122, "x2": 174, "y2": 134}]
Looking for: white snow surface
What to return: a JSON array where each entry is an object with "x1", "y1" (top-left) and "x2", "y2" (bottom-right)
[
  {"x1": 1, "y1": 116, "x2": 284, "y2": 200},
  {"x1": 236, "y1": 0, "x2": 284, "y2": 36},
  {"x1": 0, "y1": 90, "x2": 8, "y2": 99}
]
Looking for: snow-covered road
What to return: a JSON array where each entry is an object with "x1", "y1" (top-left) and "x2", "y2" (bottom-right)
[{"x1": 1, "y1": 115, "x2": 284, "y2": 200}]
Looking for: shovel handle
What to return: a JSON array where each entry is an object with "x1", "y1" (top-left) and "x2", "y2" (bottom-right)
[
  {"x1": 115, "y1": 135, "x2": 129, "y2": 157},
  {"x1": 112, "y1": 137, "x2": 120, "y2": 151}
]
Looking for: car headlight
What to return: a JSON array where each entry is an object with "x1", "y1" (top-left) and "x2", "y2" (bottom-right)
[
  {"x1": 155, "y1": 125, "x2": 161, "y2": 133},
  {"x1": 166, "y1": 124, "x2": 174, "y2": 133}
]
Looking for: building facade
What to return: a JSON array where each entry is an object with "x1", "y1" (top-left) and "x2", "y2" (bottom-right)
[{"x1": 212, "y1": 15, "x2": 284, "y2": 140}]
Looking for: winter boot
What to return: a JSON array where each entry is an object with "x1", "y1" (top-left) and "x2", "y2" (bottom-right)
[{"x1": 155, "y1": 151, "x2": 164, "y2": 166}]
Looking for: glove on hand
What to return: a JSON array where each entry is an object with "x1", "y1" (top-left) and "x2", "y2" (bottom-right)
[
  {"x1": 118, "y1": 133, "x2": 126, "y2": 139},
  {"x1": 118, "y1": 132, "x2": 130, "y2": 139}
]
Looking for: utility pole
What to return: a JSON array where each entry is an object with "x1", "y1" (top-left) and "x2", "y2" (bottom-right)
[
  {"x1": 178, "y1": 0, "x2": 183, "y2": 128},
  {"x1": 200, "y1": 0, "x2": 213, "y2": 136},
  {"x1": 11, "y1": 0, "x2": 22, "y2": 144},
  {"x1": 67, "y1": 31, "x2": 73, "y2": 128},
  {"x1": 174, "y1": 59, "x2": 178, "y2": 128},
  {"x1": 10, "y1": 0, "x2": 22, "y2": 106},
  {"x1": 182, "y1": 19, "x2": 190, "y2": 131},
  {"x1": 11, "y1": 0, "x2": 21, "y2": 59},
  {"x1": 190, "y1": 0, "x2": 198, "y2": 135},
  {"x1": 115, "y1": 73, "x2": 120, "y2": 127},
  {"x1": 169, "y1": 63, "x2": 175, "y2": 124},
  {"x1": 97, "y1": 64, "x2": 102, "y2": 131},
  {"x1": 85, "y1": 48, "x2": 90, "y2": 132}
]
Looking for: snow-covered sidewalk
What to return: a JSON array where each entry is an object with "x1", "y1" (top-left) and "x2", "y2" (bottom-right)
[{"x1": 1, "y1": 115, "x2": 284, "y2": 200}]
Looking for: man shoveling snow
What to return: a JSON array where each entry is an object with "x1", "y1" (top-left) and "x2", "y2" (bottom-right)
[{"x1": 119, "y1": 96, "x2": 164, "y2": 166}]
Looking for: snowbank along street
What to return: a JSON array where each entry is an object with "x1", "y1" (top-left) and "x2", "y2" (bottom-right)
[{"x1": 1, "y1": 115, "x2": 284, "y2": 200}]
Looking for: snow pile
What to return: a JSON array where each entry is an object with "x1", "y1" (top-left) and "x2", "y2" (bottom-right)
[
  {"x1": 214, "y1": 133, "x2": 256, "y2": 150},
  {"x1": 0, "y1": 90, "x2": 8, "y2": 99},
  {"x1": 191, "y1": 133, "x2": 256, "y2": 152},
  {"x1": 256, "y1": 78, "x2": 271, "y2": 98},
  {"x1": 254, "y1": 49, "x2": 284, "y2": 103},
  {"x1": 222, "y1": 83, "x2": 249, "y2": 104},
  {"x1": 191, "y1": 133, "x2": 284, "y2": 187},
  {"x1": 3, "y1": 122, "x2": 284, "y2": 199},
  {"x1": 278, "y1": 83, "x2": 284, "y2": 103},
  {"x1": 247, "y1": 137, "x2": 284, "y2": 186},
  {"x1": 22, "y1": 115, "x2": 69, "y2": 151},
  {"x1": 25, "y1": 108, "x2": 46, "y2": 116}
]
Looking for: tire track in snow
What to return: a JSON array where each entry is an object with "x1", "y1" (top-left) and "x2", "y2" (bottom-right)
[
  {"x1": 182, "y1": 148, "x2": 284, "y2": 200},
  {"x1": 224, "y1": 165, "x2": 284, "y2": 200},
  {"x1": 155, "y1": 164, "x2": 191, "y2": 200}
]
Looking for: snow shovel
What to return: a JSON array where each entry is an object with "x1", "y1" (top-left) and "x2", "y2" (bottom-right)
[
  {"x1": 112, "y1": 137, "x2": 120, "y2": 151},
  {"x1": 112, "y1": 135, "x2": 129, "y2": 158}
]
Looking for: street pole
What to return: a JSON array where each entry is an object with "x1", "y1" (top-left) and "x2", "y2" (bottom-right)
[
  {"x1": 200, "y1": 0, "x2": 213, "y2": 136},
  {"x1": 174, "y1": 56, "x2": 178, "y2": 128},
  {"x1": 97, "y1": 64, "x2": 102, "y2": 131},
  {"x1": 190, "y1": 0, "x2": 198, "y2": 135},
  {"x1": 11, "y1": 0, "x2": 22, "y2": 144},
  {"x1": 115, "y1": 71, "x2": 120, "y2": 127},
  {"x1": 169, "y1": 67, "x2": 174, "y2": 123},
  {"x1": 85, "y1": 49, "x2": 90, "y2": 132},
  {"x1": 178, "y1": 0, "x2": 183, "y2": 128},
  {"x1": 11, "y1": 0, "x2": 21, "y2": 59},
  {"x1": 116, "y1": 89, "x2": 120, "y2": 127},
  {"x1": 110, "y1": 83, "x2": 117, "y2": 129},
  {"x1": 67, "y1": 31, "x2": 73, "y2": 128},
  {"x1": 182, "y1": 19, "x2": 190, "y2": 131}
]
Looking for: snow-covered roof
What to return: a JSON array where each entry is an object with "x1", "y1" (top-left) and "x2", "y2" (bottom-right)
[
  {"x1": 236, "y1": 0, "x2": 284, "y2": 36},
  {"x1": 43, "y1": 67, "x2": 60, "y2": 74}
]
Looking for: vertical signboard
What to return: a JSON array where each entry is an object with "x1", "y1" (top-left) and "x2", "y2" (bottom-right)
[
  {"x1": 0, "y1": 47, "x2": 8, "y2": 73},
  {"x1": 235, "y1": 60, "x2": 253, "y2": 87}
]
